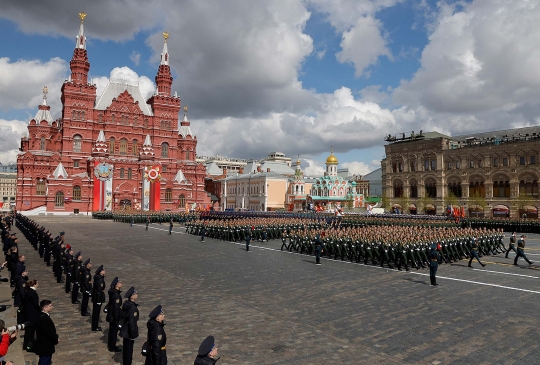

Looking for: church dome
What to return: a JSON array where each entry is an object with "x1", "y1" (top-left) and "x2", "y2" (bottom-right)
[{"x1": 326, "y1": 153, "x2": 338, "y2": 165}]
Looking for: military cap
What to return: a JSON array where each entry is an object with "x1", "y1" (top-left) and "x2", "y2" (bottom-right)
[
  {"x1": 110, "y1": 277, "x2": 119, "y2": 288},
  {"x1": 75, "y1": 252, "x2": 81, "y2": 258},
  {"x1": 95, "y1": 265, "x2": 104, "y2": 274},
  {"x1": 66, "y1": 244, "x2": 71, "y2": 250},
  {"x1": 198, "y1": 335, "x2": 215, "y2": 355},
  {"x1": 60, "y1": 231, "x2": 65, "y2": 236},
  {"x1": 10, "y1": 233, "x2": 16, "y2": 236},
  {"x1": 83, "y1": 258, "x2": 91, "y2": 266},
  {"x1": 124, "y1": 286, "x2": 137, "y2": 298},
  {"x1": 148, "y1": 305, "x2": 163, "y2": 319}
]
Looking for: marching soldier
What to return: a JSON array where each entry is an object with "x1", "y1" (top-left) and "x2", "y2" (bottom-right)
[
  {"x1": 91, "y1": 265, "x2": 106, "y2": 331},
  {"x1": 505, "y1": 232, "x2": 517, "y2": 258},
  {"x1": 146, "y1": 216, "x2": 150, "y2": 231},
  {"x1": 468, "y1": 238, "x2": 486, "y2": 268},
  {"x1": 168, "y1": 218, "x2": 173, "y2": 235},
  {"x1": 314, "y1": 232, "x2": 323, "y2": 265},
  {"x1": 514, "y1": 235, "x2": 534, "y2": 266},
  {"x1": 145, "y1": 305, "x2": 167, "y2": 365},
  {"x1": 428, "y1": 243, "x2": 440, "y2": 286},
  {"x1": 106, "y1": 277, "x2": 122, "y2": 352},
  {"x1": 119, "y1": 286, "x2": 139, "y2": 365}
]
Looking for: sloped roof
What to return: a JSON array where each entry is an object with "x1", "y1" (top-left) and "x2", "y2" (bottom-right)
[
  {"x1": 205, "y1": 161, "x2": 223, "y2": 176},
  {"x1": 95, "y1": 81, "x2": 153, "y2": 116},
  {"x1": 260, "y1": 161, "x2": 295, "y2": 175}
]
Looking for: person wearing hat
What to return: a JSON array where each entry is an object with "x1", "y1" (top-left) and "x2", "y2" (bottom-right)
[
  {"x1": 106, "y1": 277, "x2": 122, "y2": 352},
  {"x1": 64, "y1": 247, "x2": 74, "y2": 294},
  {"x1": 71, "y1": 252, "x2": 82, "y2": 305},
  {"x1": 91, "y1": 265, "x2": 106, "y2": 331},
  {"x1": 428, "y1": 243, "x2": 440, "y2": 286},
  {"x1": 514, "y1": 235, "x2": 534, "y2": 266},
  {"x1": 80, "y1": 259, "x2": 92, "y2": 317},
  {"x1": 169, "y1": 218, "x2": 173, "y2": 235},
  {"x1": 195, "y1": 335, "x2": 219, "y2": 364},
  {"x1": 119, "y1": 286, "x2": 139, "y2": 365},
  {"x1": 145, "y1": 305, "x2": 167, "y2": 365},
  {"x1": 468, "y1": 237, "x2": 486, "y2": 268}
]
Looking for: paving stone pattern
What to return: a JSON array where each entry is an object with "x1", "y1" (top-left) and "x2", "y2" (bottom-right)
[{"x1": 16, "y1": 216, "x2": 540, "y2": 364}]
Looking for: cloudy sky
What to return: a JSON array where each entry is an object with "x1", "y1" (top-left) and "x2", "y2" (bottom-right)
[{"x1": 1, "y1": 0, "x2": 540, "y2": 176}]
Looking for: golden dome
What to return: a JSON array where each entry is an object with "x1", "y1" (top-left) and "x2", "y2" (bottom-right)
[{"x1": 326, "y1": 153, "x2": 338, "y2": 164}]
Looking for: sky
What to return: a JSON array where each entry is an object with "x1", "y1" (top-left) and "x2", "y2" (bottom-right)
[{"x1": 2, "y1": 0, "x2": 540, "y2": 176}]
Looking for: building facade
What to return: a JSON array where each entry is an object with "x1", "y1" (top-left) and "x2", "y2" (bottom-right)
[
  {"x1": 0, "y1": 173, "x2": 16, "y2": 211},
  {"x1": 16, "y1": 13, "x2": 210, "y2": 215},
  {"x1": 382, "y1": 128, "x2": 540, "y2": 217}
]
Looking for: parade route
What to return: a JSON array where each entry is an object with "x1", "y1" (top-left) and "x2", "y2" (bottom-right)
[{"x1": 19, "y1": 216, "x2": 540, "y2": 364}]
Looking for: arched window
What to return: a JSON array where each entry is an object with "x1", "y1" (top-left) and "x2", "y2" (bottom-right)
[
  {"x1": 186, "y1": 150, "x2": 190, "y2": 159},
  {"x1": 73, "y1": 135, "x2": 82, "y2": 152},
  {"x1": 394, "y1": 181, "x2": 403, "y2": 198},
  {"x1": 111, "y1": 114, "x2": 116, "y2": 123},
  {"x1": 133, "y1": 117, "x2": 138, "y2": 126},
  {"x1": 179, "y1": 194, "x2": 185, "y2": 207},
  {"x1": 165, "y1": 188, "x2": 173, "y2": 202},
  {"x1": 132, "y1": 140, "x2": 138, "y2": 156},
  {"x1": 55, "y1": 191, "x2": 64, "y2": 207},
  {"x1": 161, "y1": 142, "x2": 169, "y2": 158},
  {"x1": 109, "y1": 138, "x2": 115, "y2": 153},
  {"x1": 448, "y1": 182, "x2": 462, "y2": 198},
  {"x1": 36, "y1": 180, "x2": 46, "y2": 196},
  {"x1": 128, "y1": 168, "x2": 133, "y2": 179},
  {"x1": 120, "y1": 168, "x2": 125, "y2": 179},
  {"x1": 425, "y1": 180, "x2": 437, "y2": 198},
  {"x1": 144, "y1": 118, "x2": 149, "y2": 128},
  {"x1": 98, "y1": 113, "x2": 103, "y2": 123},
  {"x1": 410, "y1": 182, "x2": 418, "y2": 198},
  {"x1": 72, "y1": 110, "x2": 77, "y2": 120},
  {"x1": 81, "y1": 111, "x2": 85, "y2": 121},
  {"x1": 119, "y1": 138, "x2": 128, "y2": 155},
  {"x1": 73, "y1": 186, "x2": 81, "y2": 201},
  {"x1": 40, "y1": 137, "x2": 46, "y2": 150}
]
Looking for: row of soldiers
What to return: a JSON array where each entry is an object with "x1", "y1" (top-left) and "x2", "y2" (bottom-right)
[
  {"x1": 93, "y1": 210, "x2": 199, "y2": 224},
  {"x1": 9, "y1": 214, "x2": 169, "y2": 365}
]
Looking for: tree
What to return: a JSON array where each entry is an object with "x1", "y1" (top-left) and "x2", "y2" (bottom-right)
[
  {"x1": 444, "y1": 191, "x2": 459, "y2": 208},
  {"x1": 516, "y1": 191, "x2": 535, "y2": 215}
]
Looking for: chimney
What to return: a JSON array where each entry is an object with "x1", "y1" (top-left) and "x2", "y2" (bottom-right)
[
  {"x1": 267, "y1": 168, "x2": 270, "y2": 172},
  {"x1": 223, "y1": 167, "x2": 227, "y2": 175},
  {"x1": 257, "y1": 166, "x2": 262, "y2": 172},
  {"x1": 239, "y1": 167, "x2": 244, "y2": 174}
]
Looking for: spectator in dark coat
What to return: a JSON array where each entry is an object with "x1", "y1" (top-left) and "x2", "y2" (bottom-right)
[
  {"x1": 34, "y1": 300, "x2": 59, "y2": 365},
  {"x1": 22, "y1": 280, "x2": 40, "y2": 352}
]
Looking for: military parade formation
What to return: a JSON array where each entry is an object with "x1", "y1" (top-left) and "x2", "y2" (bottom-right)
[{"x1": 0, "y1": 212, "x2": 220, "y2": 365}]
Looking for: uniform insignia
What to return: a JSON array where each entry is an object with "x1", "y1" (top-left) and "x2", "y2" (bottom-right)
[
  {"x1": 134, "y1": 312, "x2": 138, "y2": 317},
  {"x1": 86, "y1": 275, "x2": 89, "y2": 278},
  {"x1": 158, "y1": 334, "x2": 162, "y2": 340},
  {"x1": 116, "y1": 299, "x2": 120, "y2": 303}
]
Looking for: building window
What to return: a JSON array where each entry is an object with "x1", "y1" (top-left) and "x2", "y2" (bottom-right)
[
  {"x1": 119, "y1": 138, "x2": 128, "y2": 155},
  {"x1": 448, "y1": 182, "x2": 462, "y2": 198},
  {"x1": 161, "y1": 142, "x2": 169, "y2": 158},
  {"x1": 410, "y1": 183, "x2": 418, "y2": 198},
  {"x1": 73, "y1": 135, "x2": 82, "y2": 152},
  {"x1": 133, "y1": 117, "x2": 138, "y2": 126},
  {"x1": 122, "y1": 115, "x2": 128, "y2": 124},
  {"x1": 186, "y1": 150, "x2": 190, "y2": 160},
  {"x1": 132, "y1": 140, "x2": 138, "y2": 156},
  {"x1": 448, "y1": 162, "x2": 452, "y2": 170},
  {"x1": 425, "y1": 181, "x2": 437, "y2": 198},
  {"x1": 410, "y1": 161, "x2": 416, "y2": 172},
  {"x1": 36, "y1": 180, "x2": 46, "y2": 196},
  {"x1": 478, "y1": 160, "x2": 483, "y2": 168},
  {"x1": 179, "y1": 194, "x2": 185, "y2": 207},
  {"x1": 392, "y1": 163, "x2": 397, "y2": 173},
  {"x1": 128, "y1": 168, "x2": 133, "y2": 179},
  {"x1": 120, "y1": 168, "x2": 125, "y2": 179},
  {"x1": 162, "y1": 166, "x2": 167, "y2": 172},
  {"x1": 493, "y1": 158, "x2": 498, "y2": 167},
  {"x1": 40, "y1": 137, "x2": 46, "y2": 150},
  {"x1": 73, "y1": 186, "x2": 81, "y2": 201},
  {"x1": 398, "y1": 163, "x2": 403, "y2": 172},
  {"x1": 519, "y1": 156, "x2": 525, "y2": 165},
  {"x1": 111, "y1": 114, "x2": 115, "y2": 123},
  {"x1": 424, "y1": 161, "x2": 429, "y2": 171},
  {"x1": 98, "y1": 113, "x2": 103, "y2": 123},
  {"x1": 469, "y1": 160, "x2": 474, "y2": 168},
  {"x1": 503, "y1": 157, "x2": 508, "y2": 166},
  {"x1": 393, "y1": 181, "x2": 403, "y2": 198},
  {"x1": 456, "y1": 161, "x2": 461, "y2": 169},
  {"x1": 109, "y1": 138, "x2": 115, "y2": 153},
  {"x1": 531, "y1": 156, "x2": 536, "y2": 165},
  {"x1": 165, "y1": 188, "x2": 173, "y2": 202},
  {"x1": 55, "y1": 191, "x2": 64, "y2": 207},
  {"x1": 144, "y1": 119, "x2": 149, "y2": 128},
  {"x1": 73, "y1": 160, "x2": 79, "y2": 168}
]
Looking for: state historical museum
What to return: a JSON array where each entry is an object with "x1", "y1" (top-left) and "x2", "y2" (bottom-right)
[{"x1": 16, "y1": 13, "x2": 210, "y2": 214}]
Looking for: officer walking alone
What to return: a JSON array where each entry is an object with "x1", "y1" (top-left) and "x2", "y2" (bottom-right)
[
  {"x1": 146, "y1": 216, "x2": 150, "y2": 231},
  {"x1": 428, "y1": 243, "x2": 440, "y2": 286},
  {"x1": 168, "y1": 218, "x2": 173, "y2": 235},
  {"x1": 514, "y1": 235, "x2": 534, "y2": 266},
  {"x1": 505, "y1": 232, "x2": 518, "y2": 258},
  {"x1": 314, "y1": 232, "x2": 323, "y2": 265}
]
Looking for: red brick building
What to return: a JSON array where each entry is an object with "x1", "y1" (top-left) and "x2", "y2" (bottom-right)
[{"x1": 16, "y1": 14, "x2": 210, "y2": 215}]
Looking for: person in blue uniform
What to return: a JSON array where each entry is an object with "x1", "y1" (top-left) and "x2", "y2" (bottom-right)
[
  {"x1": 428, "y1": 243, "x2": 440, "y2": 286},
  {"x1": 119, "y1": 286, "x2": 139, "y2": 365},
  {"x1": 314, "y1": 232, "x2": 323, "y2": 265},
  {"x1": 468, "y1": 238, "x2": 486, "y2": 268},
  {"x1": 514, "y1": 235, "x2": 534, "y2": 266},
  {"x1": 194, "y1": 335, "x2": 219, "y2": 365},
  {"x1": 91, "y1": 265, "x2": 106, "y2": 331},
  {"x1": 80, "y1": 259, "x2": 92, "y2": 316},
  {"x1": 145, "y1": 305, "x2": 167, "y2": 365}
]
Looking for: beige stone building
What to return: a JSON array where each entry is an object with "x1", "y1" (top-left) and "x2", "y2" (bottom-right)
[
  {"x1": 382, "y1": 127, "x2": 540, "y2": 218},
  {"x1": 0, "y1": 173, "x2": 17, "y2": 211}
]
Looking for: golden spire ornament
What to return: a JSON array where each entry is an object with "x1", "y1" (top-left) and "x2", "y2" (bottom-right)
[
  {"x1": 79, "y1": 12, "x2": 87, "y2": 23},
  {"x1": 184, "y1": 106, "x2": 188, "y2": 113},
  {"x1": 163, "y1": 31, "x2": 170, "y2": 42}
]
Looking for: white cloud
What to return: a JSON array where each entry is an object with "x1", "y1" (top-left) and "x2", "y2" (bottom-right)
[
  {"x1": 303, "y1": 158, "x2": 325, "y2": 176},
  {"x1": 94, "y1": 67, "x2": 155, "y2": 101},
  {"x1": 336, "y1": 16, "x2": 392, "y2": 77},
  {"x1": 130, "y1": 51, "x2": 141, "y2": 66},
  {"x1": 0, "y1": 57, "x2": 67, "y2": 112},
  {"x1": 393, "y1": 0, "x2": 540, "y2": 135},
  {"x1": 0, "y1": 119, "x2": 27, "y2": 164},
  {"x1": 341, "y1": 160, "x2": 377, "y2": 175}
]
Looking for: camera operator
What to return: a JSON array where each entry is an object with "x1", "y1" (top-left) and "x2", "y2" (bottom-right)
[{"x1": 0, "y1": 319, "x2": 19, "y2": 363}]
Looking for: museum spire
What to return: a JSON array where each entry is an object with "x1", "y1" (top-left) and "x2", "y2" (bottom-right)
[
  {"x1": 155, "y1": 31, "x2": 173, "y2": 96},
  {"x1": 69, "y1": 12, "x2": 90, "y2": 84}
]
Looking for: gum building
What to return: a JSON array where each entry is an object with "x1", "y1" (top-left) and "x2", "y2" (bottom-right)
[
  {"x1": 16, "y1": 13, "x2": 210, "y2": 215},
  {"x1": 382, "y1": 128, "x2": 540, "y2": 218}
]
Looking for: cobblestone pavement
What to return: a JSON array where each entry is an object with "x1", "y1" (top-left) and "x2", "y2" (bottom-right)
[{"x1": 16, "y1": 216, "x2": 540, "y2": 364}]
